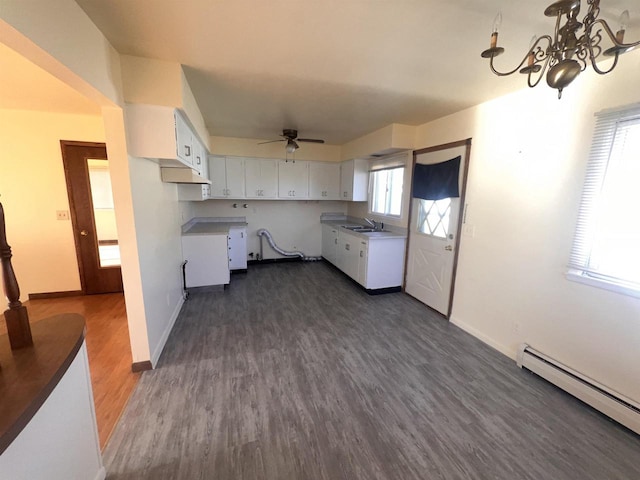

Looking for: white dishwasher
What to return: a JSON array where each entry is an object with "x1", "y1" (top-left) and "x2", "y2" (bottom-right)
[{"x1": 181, "y1": 233, "x2": 230, "y2": 287}]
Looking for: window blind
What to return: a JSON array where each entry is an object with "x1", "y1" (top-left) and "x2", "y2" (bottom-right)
[
  {"x1": 568, "y1": 104, "x2": 640, "y2": 292},
  {"x1": 369, "y1": 152, "x2": 407, "y2": 171}
]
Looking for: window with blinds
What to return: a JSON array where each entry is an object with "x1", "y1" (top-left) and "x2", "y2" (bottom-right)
[{"x1": 567, "y1": 104, "x2": 640, "y2": 298}]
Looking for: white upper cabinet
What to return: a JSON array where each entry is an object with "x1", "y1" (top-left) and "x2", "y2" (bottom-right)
[
  {"x1": 309, "y1": 162, "x2": 341, "y2": 200},
  {"x1": 175, "y1": 112, "x2": 194, "y2": 166},
  {"x1": 191, "y1": 136, "x2": 207, "y2": 176},
  {"x1": 226, "y1": 158, "x2": 246, "y2": 198},
  {"x1": 245, "y1": 158, "x2": 278, "y2": 198},
  {"x1": 125, "y1": 104, "x2": 209, "y2": 171},
  {"x1": 278, "y1": 160, "x2": 309, "y2": 198},
  {"x1": 340, "y1": 159, "x2": 369, "y2": 201},
  {"x1": 209, "y1": 156, "x2": 246, "y2": 198}
]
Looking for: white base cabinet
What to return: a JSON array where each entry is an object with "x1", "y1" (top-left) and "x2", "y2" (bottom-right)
[
  {"x1": 322, "y1": 226, "x2": 405, "y2": 290},
  {"x1": 181, "y1": 234, "x2": 230, "y2": 287},
  {"x1": 228, "y1": 226, "x2": 247, "y2": 270}
]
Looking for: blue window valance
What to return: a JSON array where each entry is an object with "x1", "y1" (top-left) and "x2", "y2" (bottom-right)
[{"x1": 412, "y1": 156, "x2": 461, "y2": 200}]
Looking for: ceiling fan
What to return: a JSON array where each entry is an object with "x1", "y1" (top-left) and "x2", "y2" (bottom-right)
[{"x1": 258, "y1": 129, "x2": 325, "y2": 153}]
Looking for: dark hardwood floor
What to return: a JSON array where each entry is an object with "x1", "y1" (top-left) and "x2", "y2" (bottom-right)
[
  {"x1": 103, "y1": 262, "x2": 640, "y2": 480},
  {"x1": 1, "y1": 293, "x2": 138, "y2": 449}
]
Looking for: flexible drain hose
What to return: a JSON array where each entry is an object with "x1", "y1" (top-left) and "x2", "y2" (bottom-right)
[{"x1": 257, "y1": 228, "x2": 321, "y2": 261}]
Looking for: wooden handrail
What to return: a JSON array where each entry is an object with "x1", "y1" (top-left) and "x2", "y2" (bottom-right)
[{"x1": 0, "y1": 202, "x2": 33, "y2": 349}]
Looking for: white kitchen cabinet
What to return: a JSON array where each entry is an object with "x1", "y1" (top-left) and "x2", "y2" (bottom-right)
[
  {"x1": 357, "y1": 239, "x2": 368, "y2": 286},
  {"x1": 175, "y1": 112, "x2": 194, "y2": 167},
  {"x1": 360, "y1": 237, "x2": 406, "y2": 289},
  {"x1": 125, "y1": 105, "x2": 209, "y2": 172},
  {"x1": 340, "y1": 159, "x2": 369, "y2": 201},
  {"x1": 278, "y1": 160, "x2": 309, "y2": 198},
  {"x1": 181, "y1": 234, "x2": 230, "y2": 287},
  {"x1": 336, "y1": 231, "x2": 360, "y2": 280},
  {"x1": 322, "y1": 224, "x2": 406, "y2": 290},
  {"x1": 309, "y1": 162, "x2": 341, "y2": 200},
  {"x1": 228, "y1": 226, "x2": 247, "y2": 270},
  {"x1": 209, "y1": 156, "x2": 246, "y2": 198},
  {"x1": 177, "y1": 183, "x2": 211, "y2": 201},
  {"x1": 245, "y1": 158, "x2": 278, "y2": 198},
  {"x1": 191, "y1": 136, "x2": 207, "y2": 176},
  {"x1": 321, "y1": 224, "x2": 339, "y2": 264}
]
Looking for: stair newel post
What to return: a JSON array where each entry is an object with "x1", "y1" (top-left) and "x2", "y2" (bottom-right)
[{"x1": 0, "y1": 202, "x2": 33, "y2": 349}]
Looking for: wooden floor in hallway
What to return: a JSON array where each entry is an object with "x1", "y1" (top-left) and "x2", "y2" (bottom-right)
[
  {"x1": 1, "y1": 293, "x2": 138, "y2": 449},
  {"x1": 103, "y1": 262, "x2": 640, "y2": 480}
]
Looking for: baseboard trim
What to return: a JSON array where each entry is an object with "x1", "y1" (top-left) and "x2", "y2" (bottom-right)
[
  {"x1": 150, "y1": 294, "x2": 185, "y2": 368},
  {"x1": 449, "y1": 315, "x2": 516, "y2": 360},
  {"x1": 248, "y1": 257, "x2": 303, "y2": 265},
  {"x1": 28, "y1": 290, "x2": 83, "y2": 300},
  {"x1": 131, "y1": 360, "x2": 153, "y2": 373}
]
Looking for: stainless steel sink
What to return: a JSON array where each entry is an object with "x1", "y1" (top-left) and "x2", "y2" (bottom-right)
[{"x1": 343, "y1": 225, "x2": 374, "y2": 232}]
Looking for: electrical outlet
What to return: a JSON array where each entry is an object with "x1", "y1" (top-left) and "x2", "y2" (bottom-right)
[{"x1": 56, "y1": 210, "x2": 70, "y2": 220}]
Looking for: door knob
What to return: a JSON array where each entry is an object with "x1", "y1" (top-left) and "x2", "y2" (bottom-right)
[
  {"x1": 444, "y1": 245, "x2": 453, "y2": 251},
  {"x1": 80, "y1": 230, "x2": 89, "y2": 236}
]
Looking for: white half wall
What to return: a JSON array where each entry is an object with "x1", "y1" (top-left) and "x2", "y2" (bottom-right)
[
  {"x1": 413, "y1": 53, "x2": 640, "y2": 403},
  {"x1": 0, "y1": 342, "x2": 105, "y2": 480}
]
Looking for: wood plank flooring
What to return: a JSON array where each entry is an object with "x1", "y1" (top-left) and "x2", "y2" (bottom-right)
[
  {"x1": 1, "y1": 293, "x2": 138, "y2": 449},
  {"x1": 103, "y1": 262, "x2": 640, "y2": 480}
]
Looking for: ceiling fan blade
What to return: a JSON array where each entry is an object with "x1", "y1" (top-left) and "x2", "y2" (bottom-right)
[
  {"x1": 257, "y1": 139, "x2": 286, "y2": 145},
  {"x1": 297, "y1": 138, "x2": 325, "y2": 144}
]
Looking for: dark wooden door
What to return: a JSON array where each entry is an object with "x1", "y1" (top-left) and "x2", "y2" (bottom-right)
[{"x1": 61, "y1": 141, "x2": 123, "y2": 294}]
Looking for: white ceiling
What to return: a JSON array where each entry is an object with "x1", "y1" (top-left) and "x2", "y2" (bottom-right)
[{"x1": 75, "y1": 0, "x2": 640, "y2": 144}]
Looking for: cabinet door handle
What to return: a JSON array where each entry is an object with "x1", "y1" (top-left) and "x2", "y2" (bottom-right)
[
  {"x1": 360, "y1": 251, "x2": 363, "y2": 258},
  {"x1": 196, "y1": 156, "x2": 201, "y2": 165},
  {"x1": 185, "y1": 145, "x2": 191, "y2": 156},
  {"x1": 292, "y1": 190, "x2": 295, "y2": 196},
  {"x1": 334, "y1": 239, "x2": 337, "y2": 244},
  {"x1": 345, "y1": 244, "x2": 350, "y2": 251}
]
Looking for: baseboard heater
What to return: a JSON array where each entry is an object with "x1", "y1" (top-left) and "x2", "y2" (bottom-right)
[{"x1": 516, "y1": 344, "x2": 640, "y2": 435}]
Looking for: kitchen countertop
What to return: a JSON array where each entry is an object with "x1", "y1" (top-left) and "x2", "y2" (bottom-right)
[
  {"x1": 321, "y1": 220, "x2": 407, "y2": 240},
  {"x1": 182, "y1": 217, "x2": 248, "y2": 236}
]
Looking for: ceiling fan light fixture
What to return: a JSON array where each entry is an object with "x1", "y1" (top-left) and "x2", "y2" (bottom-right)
[{"x1": 286, "y1": 139, "x2": 299, "y2": 154}]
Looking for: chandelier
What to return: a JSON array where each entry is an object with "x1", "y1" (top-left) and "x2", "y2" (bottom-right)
[{"x1": 481, "y1": 0, "x2": 640, "y2": 98}]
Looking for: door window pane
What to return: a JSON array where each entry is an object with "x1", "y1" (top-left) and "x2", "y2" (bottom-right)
[
  {"x1": 87, "y1": 159, "x2": 120, "y2": 267},
  {"x1": 417, "y1": 198, "x2": 451, "y2": 238}
]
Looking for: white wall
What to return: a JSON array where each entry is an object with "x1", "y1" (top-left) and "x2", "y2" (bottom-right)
[
  {"x1": 190, "y1": 200, "x2": 347, "y2": 259},
  {"x1": 0, "y1": 342, "x2": 105, "y2": 480},
  {"x1": 0, "y1": 109, "x2": 105, "y2": 298},
  {"x1": 413, "y1": 54, "x2": 640, "y2": 402},
  {"x1": 128, "y1": 156, "x2": 185, "y2": 365}
]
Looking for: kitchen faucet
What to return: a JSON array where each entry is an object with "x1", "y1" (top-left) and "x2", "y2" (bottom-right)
[{"x1": 364, "y1": 218, "x2": 380, "y2": 230}]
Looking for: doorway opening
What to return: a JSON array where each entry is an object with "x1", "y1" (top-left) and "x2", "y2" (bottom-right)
[{"x1": 60, "y1": 141, "x2": 123, "y2": 294}]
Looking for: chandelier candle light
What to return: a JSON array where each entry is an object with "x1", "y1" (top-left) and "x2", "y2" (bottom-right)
[{"x1": 481, "y1": 0, "x2": 640, "y2": 98}]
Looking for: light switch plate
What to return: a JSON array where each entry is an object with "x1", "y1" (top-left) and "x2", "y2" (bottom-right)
[{"x1": 463, "y1": 224, "x2": 475, "y2": 238}]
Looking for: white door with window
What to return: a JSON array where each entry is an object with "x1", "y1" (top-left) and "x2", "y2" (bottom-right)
[{"x1": 405, "y1": 144, "x2": 468, "y2": 316}]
